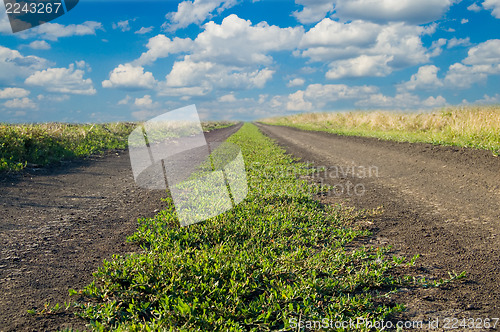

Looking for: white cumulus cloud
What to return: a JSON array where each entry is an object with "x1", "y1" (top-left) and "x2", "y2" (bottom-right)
[
  {"x1": 0, "y1": 46, "x2": 51, "y2": 82},
  {"x1": 118, "y1": 95, "x2": 132, "y2": 105},
  {"x1": 25, "y1": 62, "x2": 96, "y2": 95},
  {"x1": 326, "y1": 55, "x2": 393, "y2": 79},
  {"x1": 468, "y1": 3, "x2": 482, "y2": 12},
  {"x1": 483, "y1": 0, "x2": 500, "y2": 18},
  {"x1": 134, "y1": 14, "x2": 303, "y2": 68},
  {"x1": 422, "y1": 95, "x2": 447, "y2": 107},
  {"x1": 0, "y1": 87, "x2": 30, "y2": 99},
  {"x1": 188, "y1": 14, "x2": 303, "y2": 66},
  {"x1": 398, "y1": 65, "x2": 443, "y2": 91},
  {"x1": 219, "y1": 93, "x2": 237, "y2": 102},
  {"x1": 135, "y1": 27, "x2": 154, "y2": 35},
  {"x1": 19, "y1": 21, "x2": 103, "y2": 41},
  {"x1": 293, "y1": 0, "x2": 454, "y2": 24},
  {"x1": 287, "y1": 83, "x2": 377, "y2": 111},
  {"x1": 165, "y1": 58, "x2": 215, "y2": 87},
  {"x1": 444, "y1": 39, "x2": 500, "y2": 88},
  {"x1": 444, "y1": 63, "x2": 492, "y2": 88},
  {"x1": 102, "y1": 64, "x2": 157, "y2": 90},
  {"x1": 293, "y1": 0, "x2": 335, "y2": 24},
  {"x1": 156, "y1": 85, "x2": 210, "y2": 97},
  {"x1": 300, "y1": 19, "x2": 435, "y2": 78},
  {"x1": 134, "y1": 95, "x2": 157, "y2": 108},
  {"x1": 136, "y1": 15, "x2": 301, "y2": 95},
  {"x1": 134, "y1": 35, "x2": 193, "y2": 66},
  {"x1": 332, "y1": 0, "x2": 455, "y2": 24},
  {"x1": 163, "y1": 57, "x2": 275, "y2": 94},
  {"x1": 164, "y1": 0, "x2": 239, "y2": 31},
  {"x1": 447, "y1": 37, "x2": 471, "y2": 49},
  {"x1": 356, "y1": 92, "x2": 446, "y2": 109},
  {"x1": 28, "y1": 40, "x2": 51, "y2": 50},
  {"x1": 113, "y1": 20, "x2": 131, "y2": 32},
  {"x1": 4, "y1": 97, "x2": 36, "y2": 109},
  {"x1": 474, "y1": 93, "x2": 500, "y2": 104},
  {"x1": 287, "y1": 90, "x2": 313, "y2": 111},
  {"x1": 287, "y1": 78, "x2": 305, "y2": 87},
  {"x1": 299, "y1": 19, "x2": 381, "y2": 50},
  {"x1": 463, "y1": 39, "x2": 500, "y2": 65}
]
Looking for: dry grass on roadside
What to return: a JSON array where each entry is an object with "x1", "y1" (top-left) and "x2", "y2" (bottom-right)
[{"x1": 263, "y1": 105, "x2": 500, "y2": 154}]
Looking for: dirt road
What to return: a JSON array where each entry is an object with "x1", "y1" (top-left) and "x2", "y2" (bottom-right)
[
  {"x1": 0, "y1": 124, "x2": 242, "y2": 332},
  {"x1": 257, "y1": 123, "x2": 500, "y2": 324}
]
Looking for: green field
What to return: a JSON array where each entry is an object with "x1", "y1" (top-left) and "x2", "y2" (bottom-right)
[
  {"x1": 0, "y1": 123, "x2": 134, "y2": 172},
  {"x1": 262, "y1": 106, "x2": 500, "y2": 155},
  {"x1": 65, "y1": 123, "x2": 462, "y2": 331},
  {"x1": 0, "y1": 122, "x2": 237, "y2": 172}
]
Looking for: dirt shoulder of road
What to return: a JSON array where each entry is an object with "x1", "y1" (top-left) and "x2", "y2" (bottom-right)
[
  {"x1": 256, "y1": 123, "x2": 500, "y2": 327},
  {"x1": 0, "y1": 124, "x2": 242, "y2": 332}
]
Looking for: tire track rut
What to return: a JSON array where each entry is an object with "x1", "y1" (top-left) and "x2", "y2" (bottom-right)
[{"x1": 257, "y1": 123, "x2": 500, "y2": 324}]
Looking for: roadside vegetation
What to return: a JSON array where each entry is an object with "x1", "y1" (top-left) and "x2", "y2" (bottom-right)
[
  {"x1": 263, "y1": 106, "x2": 500, "y2": 155},
  {"x1": 0, "y1": 121, "x2": 238, "y2": 172},
  {"x1": 69, "y1": 123, "x2": 458, "y2": 331},
  {"x1": 202, "y1": 121, "x2": 239, "y2": 132}
]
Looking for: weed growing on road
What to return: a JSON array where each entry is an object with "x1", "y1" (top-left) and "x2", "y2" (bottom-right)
[
  {"x1": 73, "y1": 123, "x2": 429, "y2": 331},
  {"x1": 263, "y1": 106, "x2": 500, "y2": 155}
]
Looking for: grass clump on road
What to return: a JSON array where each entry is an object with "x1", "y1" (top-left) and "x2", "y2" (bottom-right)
[
  {"x1": 263, "y1": 106, "x2": 500, "y2": 155},
  {"x1": 0, "y1": 123, "x2": 135, "y2": 172},
  {"x1": 75, "y1": 123, "x2": 413, "y2": 331}
]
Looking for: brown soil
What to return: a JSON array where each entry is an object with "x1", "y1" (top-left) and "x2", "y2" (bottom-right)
[
  {"x1": 256, "y1": 123, "x2": 500, "y2": 330},
  {"x1": 0, "y1": 124, "x2": 242, "y2": 332}
]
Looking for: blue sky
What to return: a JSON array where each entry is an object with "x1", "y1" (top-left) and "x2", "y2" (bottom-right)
[{"x1": 1, "y1": 0, "x2": 500, "y2": 122}]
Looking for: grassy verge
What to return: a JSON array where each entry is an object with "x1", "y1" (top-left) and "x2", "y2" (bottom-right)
[
  {"x1": 0, "y1": 122, "x2": 239, "y2": 172},
  {"x1": 71, "y1": 123, "x2": 439, "y2": 331},
  {"x1": 262, "y1": 106, "x2": 500, "y2": 155}
]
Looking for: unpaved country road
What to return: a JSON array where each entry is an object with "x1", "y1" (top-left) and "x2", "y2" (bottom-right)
[
  {"x1": 0, "y1": 124, "x2": 242, "y2": 332},
  {"x1": 257, "y1": 123, "x2": 500, "y2": 324}
]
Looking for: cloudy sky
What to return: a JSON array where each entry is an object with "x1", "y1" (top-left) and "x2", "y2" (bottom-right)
[{"x1": 1, "y1": 0, "x2": 500, "y2": 122}]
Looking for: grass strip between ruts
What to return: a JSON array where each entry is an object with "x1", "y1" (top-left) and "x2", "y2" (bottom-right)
[{"x1": 74, "y1": 123, "x2": 430, "y2": 331}]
